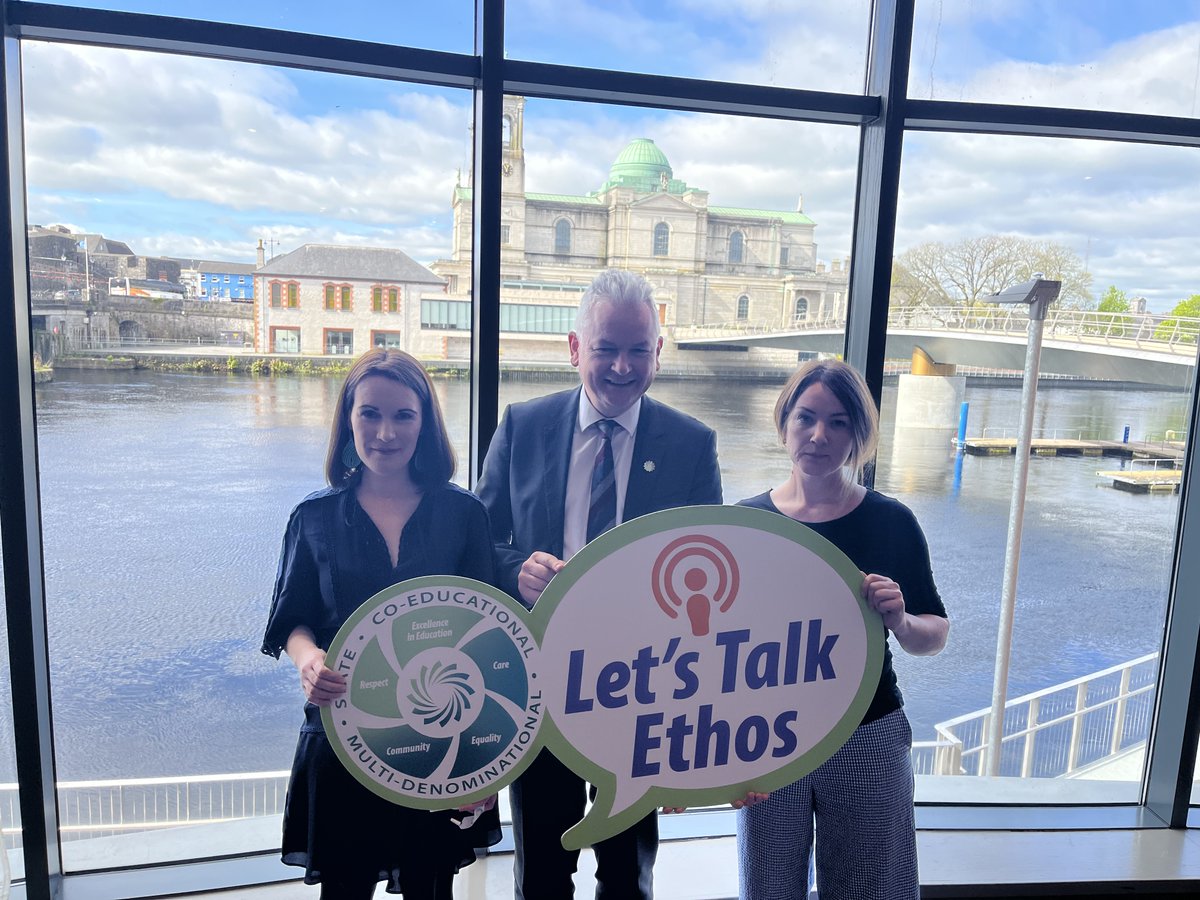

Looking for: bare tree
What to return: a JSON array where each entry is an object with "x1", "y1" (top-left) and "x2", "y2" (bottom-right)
[{"x1": 893, "y1": 235, "x2": 1093, "y2": 311}]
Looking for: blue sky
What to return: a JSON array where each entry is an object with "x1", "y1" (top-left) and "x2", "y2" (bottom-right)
[{"x1": 22, "y1": 1, "x2": 1200, "y2": 311}]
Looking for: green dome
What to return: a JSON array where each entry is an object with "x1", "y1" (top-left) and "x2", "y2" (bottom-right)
[
  {"x1": 599, "y1": 138, "x2": 688, "y2": 194},
  {"x1": 610, "y1": 139, "x2": 672, "y2": 181}
]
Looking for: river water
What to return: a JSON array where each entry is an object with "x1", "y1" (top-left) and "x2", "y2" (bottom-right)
[{"x1": 1, "y1": 371, "x2": 1191, "y2": 782}]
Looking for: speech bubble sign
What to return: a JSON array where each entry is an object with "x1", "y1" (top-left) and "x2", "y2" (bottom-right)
[
  {"x1": 321, "y1": 576, "x2": 546, "y2": 810},
  {"x1": 529, "y1": 505, "x2": 884, "y2": 850}
]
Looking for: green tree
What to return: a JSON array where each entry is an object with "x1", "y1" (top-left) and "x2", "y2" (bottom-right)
[
  {"x1": 1097, "y1": 285, "x2": 1131, "y2": 313},
  {"x1": 1090, "y1": 285, "x2": 1132, "y2": 336},
  {"x1": 1154, "y1": 295, "x2": 1200, "y2": 343}
]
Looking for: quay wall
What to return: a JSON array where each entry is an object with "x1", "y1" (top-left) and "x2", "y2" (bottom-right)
[{"x1": 46, "y1": 349, "x2": 1188, "y2": 392}]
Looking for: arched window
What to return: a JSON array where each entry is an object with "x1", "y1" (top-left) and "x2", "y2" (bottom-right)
[
  {"x1": 653, "y1": 222, "x2": 670, "y2": 256},
  {"x1": 502, "y1": 115, "x2": 512, "y2": 147},
  {"x1": 729, "y1": 230, "x2": 744, "y2": 264},
  {"x1": 554, "y1": 219, "x2": 571, "y2": 255},
  {"x1": 736, "y1": 295, "x2": 749, "y2": 320},
  {"x1": 794, "y1": 296, "x2": 809, "y2": 320}
]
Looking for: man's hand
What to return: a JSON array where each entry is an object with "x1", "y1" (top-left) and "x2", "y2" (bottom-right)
[{"x1": 518, "y1": 551, "x2": 566, "y2": 606}]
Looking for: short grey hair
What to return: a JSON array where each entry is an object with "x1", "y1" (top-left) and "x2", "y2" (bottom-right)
[{"x1": 573, "y1": 269, "x2": 660, "y2": 338}]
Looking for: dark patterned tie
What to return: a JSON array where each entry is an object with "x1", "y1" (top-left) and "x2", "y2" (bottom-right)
[{"x1": 587, "y1": 419, "x2": 618, "y2": 542}]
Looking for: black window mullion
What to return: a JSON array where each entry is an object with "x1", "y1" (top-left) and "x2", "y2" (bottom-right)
[
  {"x1": 1143, "y1": 358, "x2": 1200, "y2": 825},
  {"x1": 843, "y1": 0, "x2": 914, "y2": 436},
  {"x1": 0, "y1": 26, "x2": 63, "y2": 900},
  {"x1": 468, "y1": 0, "x2": 504, "y2": 483}
]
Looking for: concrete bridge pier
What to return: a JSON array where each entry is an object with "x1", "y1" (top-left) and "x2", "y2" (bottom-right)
[{"x1": 894, "y1": 347, "x2": 965, "y2": 429}]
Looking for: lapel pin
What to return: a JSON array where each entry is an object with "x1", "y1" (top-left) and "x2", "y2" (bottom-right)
[{"x1": 643, "y1": 460, "x2": 656, "y2": 473}]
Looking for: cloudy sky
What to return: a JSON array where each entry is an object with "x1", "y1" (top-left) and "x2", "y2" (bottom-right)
[{"x1": 21, "y1": 0, "x2": 1200, "y2": 311}]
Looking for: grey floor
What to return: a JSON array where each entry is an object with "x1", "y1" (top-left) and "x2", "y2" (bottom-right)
[
  {"x1": 170, "y1": 839, "x2": 743, "y2": 899},
  {"x1": 168, "y1": 829, "x2": 1200, "y2": 900}
]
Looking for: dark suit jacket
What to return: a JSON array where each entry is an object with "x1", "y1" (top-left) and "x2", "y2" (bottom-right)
[{"x1": 476, "y1": 387, "x2": 723, "y2": 601}]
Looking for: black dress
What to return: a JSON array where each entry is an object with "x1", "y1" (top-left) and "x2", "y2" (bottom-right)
[{"x1": 261, "y1": 481, "x2": 502, "y2": 893}]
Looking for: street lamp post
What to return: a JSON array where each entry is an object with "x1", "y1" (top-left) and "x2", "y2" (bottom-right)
[{"x1": 983, "y1": 275, "x2": 1061, "y2": 777}]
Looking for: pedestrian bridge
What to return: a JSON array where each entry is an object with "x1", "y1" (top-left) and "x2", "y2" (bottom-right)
[{"x1": 674, "y1": 307, "x2": 1200, "y2": 388}]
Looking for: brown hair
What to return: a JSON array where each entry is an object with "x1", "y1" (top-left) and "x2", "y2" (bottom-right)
[
  {"x1": 324, "y1": 348, "x2": 455, "y2": 488},
  {"x1": 774, "y1": 359, "x2": 879, "y2": 475}
]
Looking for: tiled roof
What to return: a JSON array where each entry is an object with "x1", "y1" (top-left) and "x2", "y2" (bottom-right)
[
  {"x1": 169, "y1": 258, "x2": 257, "y2": 275},
  {"x1": 526, "y1": 192, "x2": 604, "y2": 205},
  {"x1": 257, "y1": 244, "x2": 444, "y2": 284}
]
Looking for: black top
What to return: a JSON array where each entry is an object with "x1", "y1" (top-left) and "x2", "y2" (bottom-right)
[
  {"x1": 260, "y1": 480, "x2": 501, "y2": 889},
  {"x1": 262, "y1": 480, "x2": 497, "y2": 658},
  {"x1": 739, "y1": 489, "x2": 946, "y2": 725}
]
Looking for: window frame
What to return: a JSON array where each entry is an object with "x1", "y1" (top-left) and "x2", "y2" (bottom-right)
[
  {"x1": 323, "y1": 327, "x2": 354, "y2": 355},
  {"x1": 652, "y1": 221, "x2": 669, "y2": 257},
  {"x1": 553, "y1": 217, "x2": 571, "y2": 255},
  {"x1": 3, "y1": 2, "x2": 1200, "y2": 898},
  {"x1": 728, "y1": 229, "x2": 744, "y2": 264}
]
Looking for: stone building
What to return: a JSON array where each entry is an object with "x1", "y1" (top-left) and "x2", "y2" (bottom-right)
[
  {"x1": 252, "y1": 244, "x2": 447, "y2": 356},
  {"x1": 428, "y1": 95, "x2": 849, "y2": 372},
  {"x1": 170, "y1": 257, "x2": 257, "y2": 301},
  {"x1": 27, "y1": 224, "x2": 184, "y2": 303}
]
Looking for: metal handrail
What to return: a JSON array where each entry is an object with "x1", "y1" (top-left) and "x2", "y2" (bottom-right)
[
  {"x1": 673, "y1": 307, "x2": 1200, "y2": 357},
  {"x1": 912, "y1": 653, "x2": 1159, "y2": 777}
]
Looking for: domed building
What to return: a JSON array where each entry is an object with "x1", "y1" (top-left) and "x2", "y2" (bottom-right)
[{"x1": 431, "y1": 96, "x2": 850, "y2": 372}]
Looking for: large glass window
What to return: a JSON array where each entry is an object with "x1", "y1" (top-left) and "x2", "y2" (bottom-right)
[
  {"x1": 497, "y1": 91, "x2": 859, "y2": 506},
  {"x1": 890, "y1": 132, "x2": 1198, "y2": 802},
  {"x1": 0, "y1": 529, "x2": 20, "y2": 892},
  {"x1": 28, "y1": 0, "x2": 474, "y2": 52},
  {"x1": 507, "y1": 0, "x2": 872, "y2": 93},
  {"x1": 5, "y1": 3, "x2": 1200, "y2": 898},
  {"x1": 23, "y1": 40, "x2": 472, "y2": 871},
  {"x1": 910, "y1": 1, "x2": 1200, "y2": 117}
]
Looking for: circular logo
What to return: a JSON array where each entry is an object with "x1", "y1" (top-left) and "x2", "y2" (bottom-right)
[
  {"x1": 650, "y1": 534, "x2": 740, "y2": 636},
  {"x1": 321, "y1": 576, "x2": 544, "y2": 810}
]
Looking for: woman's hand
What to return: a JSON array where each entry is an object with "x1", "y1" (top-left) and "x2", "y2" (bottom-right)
[
  {"x1": 297, "y1": 646, "x2": 347, "y2": 706},
  {"x1": 286, "y1": 627, "x2": 347, "y2": 705},
  {"x1": 862, "y1": 573, "x2": 950, "y2": 656},
  {"x1": 731, "y1": 791, "x2": 770, "y2": 810},
  {"x1": 662, "y1": 790, "x2": 770, "y2": 815},
  {"x1": 863, "y1": 573, "x2": 908, "y2": 637}
]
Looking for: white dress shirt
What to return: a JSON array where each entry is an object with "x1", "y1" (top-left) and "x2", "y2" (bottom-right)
[{"x1": 562, "y1": 391, "x2": 642, "y2": 560}]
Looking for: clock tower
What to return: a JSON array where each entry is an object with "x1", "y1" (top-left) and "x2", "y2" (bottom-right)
[{"x1": 501, "y1": 95, "x2": 526, "y2": 196}]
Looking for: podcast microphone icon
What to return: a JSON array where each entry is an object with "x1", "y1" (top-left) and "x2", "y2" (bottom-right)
[{"x1": 651, "y1": 535, "x2": 740, "y2": 637}]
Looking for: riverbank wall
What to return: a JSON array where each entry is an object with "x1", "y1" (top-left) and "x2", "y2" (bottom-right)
[{"x1": 48, "y1": 349, "x2": 1188, "y2": 391}]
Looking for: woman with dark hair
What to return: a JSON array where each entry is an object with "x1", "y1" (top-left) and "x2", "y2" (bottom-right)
[
  {"x1": 262, "y1": 348, "x2": 498, "y2": 899},
  {"x1": 737, "y1": 359, "x2": 949, "y2": 900}
]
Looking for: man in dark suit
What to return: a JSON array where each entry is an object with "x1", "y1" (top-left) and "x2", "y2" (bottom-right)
[{"x1": 477, "y1": 269, "x2": 722, "y2": 900}]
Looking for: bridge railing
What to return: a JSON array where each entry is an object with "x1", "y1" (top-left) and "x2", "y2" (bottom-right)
[
  {"x1": 674, "y1": 307, "x2": 1200, "y2": 358},
  {"x1": 911, "y1": 653, "x2": 1159, "y2": 777}
]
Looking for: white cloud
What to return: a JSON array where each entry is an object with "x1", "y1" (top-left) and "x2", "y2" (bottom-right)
[
  {"x1": 520, "y1": 100, "x2": 860, "y2": 264},
  {"x1": 23, "y1": 42, "x2": 469, "y2": 259},
  {"x1": 897, "y1": 130, "x2": 1200, "y2": 310},
  {"x1": 21, "y1": 7, "x2": 1200, "y2": 313}
]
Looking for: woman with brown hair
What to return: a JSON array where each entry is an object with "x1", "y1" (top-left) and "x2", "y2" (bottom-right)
[
  {"x1": 262, "y1": 348, "x2": 498, "y2": 898},
  {"x1": 737, "y1": 358, "x2": 949, "y2": 900}
]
